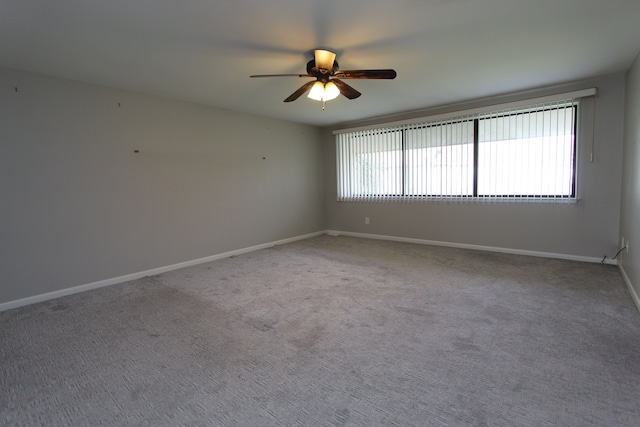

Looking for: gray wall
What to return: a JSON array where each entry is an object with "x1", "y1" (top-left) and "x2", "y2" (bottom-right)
[
  {"x1": 620, "y1": 52, "x2": 640, "y2": 300},
  {"x1": 323, "y1": 73, "x2": 626, "y2": 259},
  {"x1": 0, "y1": 68, "x2": 324, "y2": 304}
]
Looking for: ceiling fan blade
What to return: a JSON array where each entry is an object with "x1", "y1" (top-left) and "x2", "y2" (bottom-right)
[
  {"x1": 314, "y1": 49, "x2": 336, "y2": 72},
  {"x1": 283, "y1": 80, "x2": 317, "y2": 102},
  {"x1": 334, "y1": 69, "x2": 397, "y2": 79},
  {"x1": 332, "y1": 79, "x2": 361, "y2": 100},
  {"x1": 250, "y1": 74, "x2": 313, "y2": 78}
]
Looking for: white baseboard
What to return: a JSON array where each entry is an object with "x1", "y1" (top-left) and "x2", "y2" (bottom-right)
[
  {"x1": 331, "y1": 229, "x2": 637, "y2": 311},
  {"x1": 618, "y1": 265, "x2": 640, "y2": 313},
  {"x1": 324, "y1": 230, "x2": 618, "y2": 265},
  {"x1": 2, "y1": 230, "x2": 625, "y2": 313},
  {"x1": 0, "y1": 231, "x2": 325, "y2": 313}
]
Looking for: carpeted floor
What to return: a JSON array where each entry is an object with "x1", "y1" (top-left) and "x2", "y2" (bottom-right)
[{"x1": 1, "y1": 235, "x2": 640, "y2": 426}]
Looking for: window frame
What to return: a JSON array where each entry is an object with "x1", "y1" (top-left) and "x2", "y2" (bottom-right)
[{"x1": 334, "y1": 91, "x2": 593, "y2": 204}]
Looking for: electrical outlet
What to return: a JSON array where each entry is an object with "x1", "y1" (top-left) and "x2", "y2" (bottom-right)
[
  {"x1": 626, "y1": 240, "x2": 630, "y2": 253},
  {"x1": 365, "y1": 217, "x2": 370, "y2": 225},
  {"x1": 622, "y1": 237, "x2": 625, "y2": 248}
]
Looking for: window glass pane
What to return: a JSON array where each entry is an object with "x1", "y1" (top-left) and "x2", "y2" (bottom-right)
[
  {"x1": 477, "y1": 106, "x2": 575, "y2": 197},
  {"x1": 405, "y1": 121, "x2": 474, "y2": 196},
  {"x1": 351, "y1": 130, "x2": 402, "y2": 197}
]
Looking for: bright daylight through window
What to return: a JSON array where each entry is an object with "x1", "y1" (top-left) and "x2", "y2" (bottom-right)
[{"x1": 336, "y1": 99, "x2": 579, "y2": 203}]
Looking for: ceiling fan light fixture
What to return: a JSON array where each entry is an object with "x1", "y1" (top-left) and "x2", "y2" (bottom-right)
[
  {"x1": 323, "y1": 81, "x2": 340, "y2": 101},
  {"x1": 308, "y1": 81, "x2": 340, "y2": 102},
  {"x1": 307, "y1": 81, "x2": 325, "y2": 101},
  {"x1": 314, "y1": 49, "x2": 336, "y2": 72}
]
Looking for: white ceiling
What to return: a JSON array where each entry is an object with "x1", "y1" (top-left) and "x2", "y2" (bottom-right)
[{"x1": 2, "y1": 0, "x2": 640, "y2": 127}]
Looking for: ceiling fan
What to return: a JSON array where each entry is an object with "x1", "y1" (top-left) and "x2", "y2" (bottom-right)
[{"x1": 250, "y1": 49, "x2": 397, "y2": 108}]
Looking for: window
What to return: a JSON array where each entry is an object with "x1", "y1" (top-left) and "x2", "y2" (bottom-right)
[{"x1": 336, "y1": 99, "x2": 581, "y2": 203}]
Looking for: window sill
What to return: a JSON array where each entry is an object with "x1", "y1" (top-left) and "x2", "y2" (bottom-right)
[{"x1": 337, "y1": 196, "x2": 579, "y2": 205}]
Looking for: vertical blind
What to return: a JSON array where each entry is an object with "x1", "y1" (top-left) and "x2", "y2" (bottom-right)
[{"x1": 336, "y1": 99, "x2": 580, "y2": 203}]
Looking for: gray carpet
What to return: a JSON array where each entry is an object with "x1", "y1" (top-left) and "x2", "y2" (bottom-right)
[{"x1": 2, "y1": 235, "x2": 640, "y2": 426}]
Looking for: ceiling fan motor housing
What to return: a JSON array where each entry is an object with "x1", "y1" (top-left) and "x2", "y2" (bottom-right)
[{"x1": 306, "y1": 59, "x2": 339, "y2": 82}]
